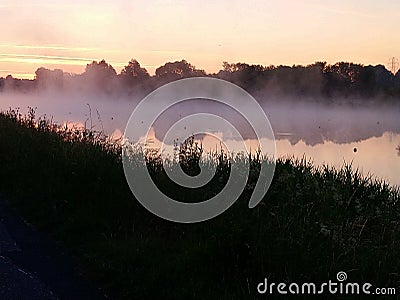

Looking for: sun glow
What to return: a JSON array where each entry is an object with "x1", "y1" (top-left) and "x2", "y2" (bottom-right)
[{"x1": 0, "y1": 0, "x2": 399, "y2": 78}]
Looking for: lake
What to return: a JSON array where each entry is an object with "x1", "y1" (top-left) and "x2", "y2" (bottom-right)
[{"x1": 1, "y1": 92, "x2": 399, "y2": 186}]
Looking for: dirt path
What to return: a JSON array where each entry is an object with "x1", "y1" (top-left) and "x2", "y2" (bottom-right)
[{"x1": 0, "y1": 197, "x2": 106, "y2": 300}]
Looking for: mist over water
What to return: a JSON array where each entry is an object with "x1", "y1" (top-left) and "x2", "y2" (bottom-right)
[{"x1": 1, "y1": 91, "x2": 399, "y2": 185}]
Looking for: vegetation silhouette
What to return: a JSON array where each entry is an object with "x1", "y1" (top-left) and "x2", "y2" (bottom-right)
[
  {"x1": 1, "y1": 59, "x2": 400, "y2": 103},
  {"x1": 0, "y1": 109, "x2": 399, "y2": 299}
]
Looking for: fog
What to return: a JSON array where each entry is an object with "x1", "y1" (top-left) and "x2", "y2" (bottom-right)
[
  {"x1": 0, "y1": 91, "x2": 399, "y2": 146},
  {"x1": 1, "y1": 89, "x2": 399, "y2": 186}
]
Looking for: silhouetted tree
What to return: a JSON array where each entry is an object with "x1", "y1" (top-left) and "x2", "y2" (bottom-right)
[
  {"x1": 394, "y1": 70, "x2": 400, "y2": 93},
  {"x1": 83, "y1": 60, "x2": 117, "y2": 93},
  {"x1": 35, "y1": 67, "x2": 64, "y2": 89},
  {"x1": 3, "y1": 75, "x2": 34, "y2": 92},
  {"x1": 322, "y1": 62, "x2": 361, "y2": 97},
  {"x1": 216, "y1": 62, "x2": 267, "y2": 91},
  {"x1": 119, "y1": 59, "x2": 150, "y2": 91},
  {"x1": 155, "y1": 60, "x2": 206, "y2": 84},
  {"x1": 2, "y1": 59, "x2": 400, "y2": 101},
  {"x1": 120, "y1": 59, "x2": 150, "y2": 82},
  {"x1": 373, "y1": 65, "x2": 394, "y2": 91}
]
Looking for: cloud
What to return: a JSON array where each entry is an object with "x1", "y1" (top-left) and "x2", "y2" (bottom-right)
[
  {"x1": 0, "y1": 54, "x2": 95, "y2": 64},
  {"x1": 0, "y1": 44, "x2": 99, "y2": 52}
]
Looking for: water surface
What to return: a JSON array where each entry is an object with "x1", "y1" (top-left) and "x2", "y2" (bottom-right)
[{"x1": 1, "y1": 92, "x2": 399, "y2": 186}]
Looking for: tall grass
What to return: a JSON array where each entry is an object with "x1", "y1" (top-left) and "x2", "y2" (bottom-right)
[{"x1": 0, "y1": 108, "x2": 399, "y2": 299}]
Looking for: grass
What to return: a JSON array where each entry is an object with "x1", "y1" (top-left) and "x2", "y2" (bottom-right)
[{"x1": 0, "y1": 108, "x2": 399, "y2": 299}]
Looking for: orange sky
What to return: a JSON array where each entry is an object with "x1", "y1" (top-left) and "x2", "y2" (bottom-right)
[{"x1": 0, "y1": 0, "x2": 399, "y2": 79}]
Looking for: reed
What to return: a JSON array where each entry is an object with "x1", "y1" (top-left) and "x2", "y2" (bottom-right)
[{"x1": 0, "y1": 108, "x2": 399, "y2": 299}]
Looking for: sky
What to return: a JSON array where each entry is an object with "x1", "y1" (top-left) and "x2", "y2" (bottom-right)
[{"x1": 0, "y1": 0, "x2": 399, "y2": 79}]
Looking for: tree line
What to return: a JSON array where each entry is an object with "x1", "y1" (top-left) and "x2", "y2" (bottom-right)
[{"x1": 1, "y1": 59, "x2": 400, "y2": 102}]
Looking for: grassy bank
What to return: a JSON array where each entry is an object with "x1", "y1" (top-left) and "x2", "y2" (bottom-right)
[{"x1": 0, "y1": 108, "x2": 399, "y2": 299}]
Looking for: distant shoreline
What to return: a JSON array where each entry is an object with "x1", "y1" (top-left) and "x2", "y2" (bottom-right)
[{"x1": 1, "y1": 60, "x2": 399, "y2": 102}]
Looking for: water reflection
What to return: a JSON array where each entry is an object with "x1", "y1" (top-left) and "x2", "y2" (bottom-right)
[
  {"x1": 144, "y1": 129, "x2": 400, "y2": 187},
  {"x1": 1, "y1": 93, "x2": 399, "y2": 185}
]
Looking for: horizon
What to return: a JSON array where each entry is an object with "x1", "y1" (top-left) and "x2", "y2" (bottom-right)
[
  {"x1": 0, "y1": 0, "x2": 399, "y2": 79},
  {"x1": 1, "y1": 58, "x2": 398, "y2": 81}
]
